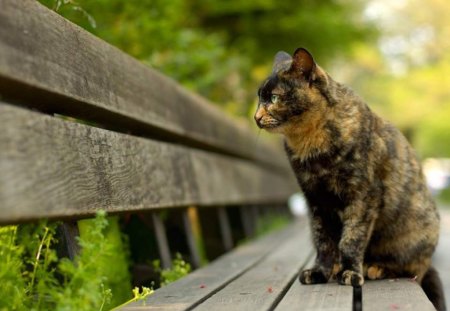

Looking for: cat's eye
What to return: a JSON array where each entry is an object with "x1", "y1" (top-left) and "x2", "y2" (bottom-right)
[{"x1": 271, "y1": 94, "x2": 280, "y2": 104}]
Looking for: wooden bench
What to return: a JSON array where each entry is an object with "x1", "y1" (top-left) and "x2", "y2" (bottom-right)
[
  {"x1": 0, "y1": 1, "x2": 439, "y2": 310},
  {"x1": 121, "y1": 220, "x2": 436, "y2": 311}
]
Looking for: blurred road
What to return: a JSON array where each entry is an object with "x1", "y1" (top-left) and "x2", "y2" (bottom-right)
[{"x1": 434, "y1": 206, "x2": 450, "y2": 307}]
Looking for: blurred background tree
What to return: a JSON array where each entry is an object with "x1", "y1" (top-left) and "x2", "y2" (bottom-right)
[
  {"x1": 340, "y1": 0, "x2": 450, "y2": 158},
  {"x1": 38, "y1": 0, "x2": 374, "y2": 116},
  {"x1": 39, "y1": 0, "x2": 450, "y2": 159}
]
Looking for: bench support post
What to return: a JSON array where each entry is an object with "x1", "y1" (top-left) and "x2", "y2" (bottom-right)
[
  {"x1": 151, "y1": 212, "x2": 172, "y2": 269},
  {"x1": 57, "y1": 221, "x2": 80, "y2": 260},
  {"x1": 182, "y1": 207, "x2": 202, "y2": 268},
  {"x1": 217, "y1": 207, "x2": 233, "y2": 251}
]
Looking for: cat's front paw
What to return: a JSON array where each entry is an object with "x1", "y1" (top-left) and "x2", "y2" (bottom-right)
[
  {"x1": 366, "y1": 265, "x2": 385, "y2": 280},
  {"x1": 337, "y1": 270, "x2": 364, "y2": 287},
  {"x1": 299, "y1": 268, "x2": 329, "y2": 285}
]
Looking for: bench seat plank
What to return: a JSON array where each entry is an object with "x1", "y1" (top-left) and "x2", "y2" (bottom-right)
[
  {"x1": 0, "y1": 103, "x2": 295, "y2": 223},
  {"x1": 121, "y1": 222, "x2": 303, "y2": 310},
  {"x1": 193, "y1": 220, "x2": 311, "y2": 311},
  {"x1": 362, "y1": 279, "x2": 435, "y2": 311},
  {"x1": 275, "y1": 279, "x2": 353, "y2": 311}
]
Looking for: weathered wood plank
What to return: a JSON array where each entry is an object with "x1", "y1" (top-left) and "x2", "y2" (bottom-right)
[
  {"x1": 0, "y1": 0, "x2": 291, "y2": 172},
  {"x1": 0, "y1": 103, "x2": 295, "y2": 224},
  {"x1": 275, "y1": 254, "x2": 353, "y2": 311},
  {"x1": 121, "y1": 222, "x2": 301, "y2": 311},
  {"x1": 193, "y1": 220, "x2": 311, "y2": 311},
  {"x1": 362, "y1": 279, "x2": 435, "y2": 311},
  {"x1": 275, "y1": 281, "x2": 354, "y2": 311}
]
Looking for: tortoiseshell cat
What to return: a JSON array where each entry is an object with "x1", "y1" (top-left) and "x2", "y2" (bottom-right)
[{"x1": 255, "y1": 48, "x2": 445, "y2": 311}]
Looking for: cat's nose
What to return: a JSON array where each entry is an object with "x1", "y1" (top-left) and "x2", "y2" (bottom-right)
[
  {"x1": 254, "y1": 107, "x2": 265, "y2": 128},
  {"x1": 254, "y1": 115, "x2": 262, "y2": 127}
]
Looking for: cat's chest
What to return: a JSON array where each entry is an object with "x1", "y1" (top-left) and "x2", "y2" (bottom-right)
[
  {"x1": 289, "y1": 155, "x2": 336, "y2": 184},
  {"x1": 299, "y1": 169, "x2": 348, "y2": 213},
  {"x1": 290, "y1": 155, "x2": 360, "y2": 204}
]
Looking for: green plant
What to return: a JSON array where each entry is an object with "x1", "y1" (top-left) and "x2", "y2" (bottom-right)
[
  {"x1": 0, "y1": 221, "x2": 61, "y2": 311},
  {"x1": 110, "y1": 286, "x2": 153, "y2": 310},
  {"x1": 0, "y1": 226, "x2": 26, "y2": 310},
  {"x1": 153, "y1": 253, "x2": 191, "y2": 286},
  {"x1": 77, "y1": 215, "x2": 132, "y2": 307},
  {"x1": 43, "y1": 0, "x2": 96, "y2": 28},
  {"x1": 0, "y1": 211, "x2": 134, "y2": 311},
  {"x1": 53, "y1": 211, "x2": 116, "y2": 310}
]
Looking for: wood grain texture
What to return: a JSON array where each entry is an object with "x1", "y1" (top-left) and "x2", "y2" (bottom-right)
[
  {"x1": 121, "y1": 222, "x2": 302, "y2": 311},
  {"x1": 274, "y1": 258, "x2": 353, "y2": 311},
  {"x1": 0, "y1": 103, "x2": 296, "y2": 224},
  {"x1": 0, "y1": 0, "x2": 290, "y2": 172},
  {"x1": 193, "y1": 220, "x2": 312, "y2": 311},
  {"x1": 275, "y1": 282, "x2": 353, "y2": 311},
  {"x1": 362, "y1": 279, "x2": 435, "y2": 311}
]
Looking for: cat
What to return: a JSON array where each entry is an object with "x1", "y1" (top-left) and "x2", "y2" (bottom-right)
[{"x1": 254, "y1": 48, "x2": 446, "y2": 311}]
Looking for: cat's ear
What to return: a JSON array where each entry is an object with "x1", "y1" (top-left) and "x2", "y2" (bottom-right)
[
  {"x1": 272, "y1": 51, "x2": 292, "y2": 73},
  {"x1": 290, "y1": 48, "x2": 316, "y2": 81}
]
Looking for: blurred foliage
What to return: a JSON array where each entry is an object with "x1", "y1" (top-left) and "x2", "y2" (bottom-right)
[
  {"x1": 152, "y1": 253, "x2": 191, "y2": 287},
  {"x1": 77, "y1": 215, "x2": 132, "y2": 307},
  {"x1": 38, "y1": 0, "x2": 375, "y2": 117},
  {"x1": 38, "y1": 0, "x2": 449, "y2": 157},
  {"x1": 437, "y1": 187, "x2": 450, "y2": 205},
  {"x1": 338, "y1": 0, "x2": 450, "y2": 158},
  {"x1": 255, "y1": 213, "x2": 290, "y2": 237},
  {"x1": 0, "y1": 226, "x2": 27, "y2": 310}
]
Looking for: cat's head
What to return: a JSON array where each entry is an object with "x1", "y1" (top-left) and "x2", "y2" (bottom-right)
[{"x1": 254, "y1": 48, "x2": 330, "y2": 134}]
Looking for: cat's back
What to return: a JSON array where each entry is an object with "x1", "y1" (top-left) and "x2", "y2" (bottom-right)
[
  {"x1": 373, "y1": 117, "x2": 436, "y2": 214},
  {"x1": 365, "y1": 115, "x2": 440, "y2": 261}
]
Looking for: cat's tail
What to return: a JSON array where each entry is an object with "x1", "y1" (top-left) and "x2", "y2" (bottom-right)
[{"x1": 421, "y1": 266, "x2": 446, "y2": 311}]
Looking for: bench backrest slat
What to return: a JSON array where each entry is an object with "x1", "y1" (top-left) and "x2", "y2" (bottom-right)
[
  {"x1": 0, "y1": 0, "x2": 287, "y2": 171},
  {"x1": 0, "y1": 103, "x2": 295, "y2": 224}
]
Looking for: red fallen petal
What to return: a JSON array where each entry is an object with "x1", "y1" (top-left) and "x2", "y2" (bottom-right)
[
  {"x1": 200, "y1": 284, "x2": 206, "y2": 288},
  {"x1": 390, "y1": 304, "x2": 400, "y2": 310},
  {"x1": 267, "y1": 286, "x2": 273, "y2": 293}
]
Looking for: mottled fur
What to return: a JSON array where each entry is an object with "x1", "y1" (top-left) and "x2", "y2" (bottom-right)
[{"x1": 255, "y1": 48, "x2": 445, "y2": 310}]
